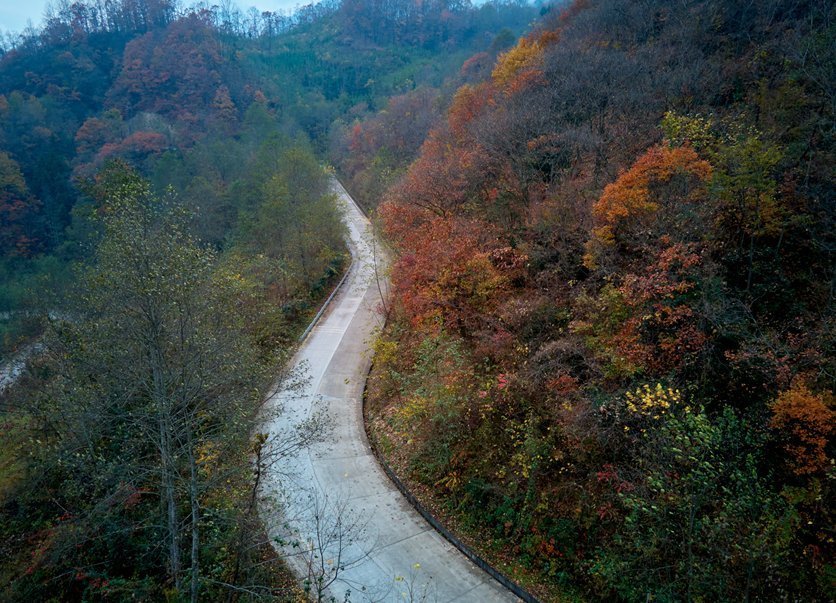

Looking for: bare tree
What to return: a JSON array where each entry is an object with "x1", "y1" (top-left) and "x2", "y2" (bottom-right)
[{"x1": 271, "y1": 489, "x2": 382, "y2": 603}]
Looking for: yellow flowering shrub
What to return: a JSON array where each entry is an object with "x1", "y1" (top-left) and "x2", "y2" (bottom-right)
[{"x1": 624, "y1": 383, "x2": 684, "y2": 421}]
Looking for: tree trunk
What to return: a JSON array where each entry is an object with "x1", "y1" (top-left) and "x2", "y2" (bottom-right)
[
  {"x1": 189, "y1": 439, "x2": 200, "y2": 603},
  {"x1": 159, "y1": 402, "x2": 181, "y2": 589},
  {"x1": 149, "y1": 309, "x2": 181, "y2": 590}
]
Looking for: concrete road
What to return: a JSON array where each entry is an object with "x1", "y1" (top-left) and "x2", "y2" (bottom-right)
[{"x1": 262, "y1": 181, "x2": 518, "y2": 602}]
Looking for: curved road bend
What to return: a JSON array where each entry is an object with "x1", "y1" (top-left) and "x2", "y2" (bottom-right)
[{"x1": 263, "y1": 180, "x2": 518, "y2": 602}]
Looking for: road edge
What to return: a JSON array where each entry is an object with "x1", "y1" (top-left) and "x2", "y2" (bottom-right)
[
  {"x1": 360, "y1": 386, "x2": 541, "y2": 603},
  {"x1": 296, "y1": 177, "x2": 360, "y2": 344},
  {"x1": 296, "y1": 256, "x2": 354, "y2": 344},
  {"x1": 333, "y1": 179, "x2": 543, "y2": 603}
]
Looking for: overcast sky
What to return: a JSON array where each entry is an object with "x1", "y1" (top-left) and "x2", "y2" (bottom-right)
[{"x1": 0, "y1": 1, "x2": 307, "y2": 33}]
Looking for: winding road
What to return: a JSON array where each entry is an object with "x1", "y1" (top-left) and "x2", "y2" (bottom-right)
[{"x1": 263, "y1": 181, "x2": 518, "y2": 602}]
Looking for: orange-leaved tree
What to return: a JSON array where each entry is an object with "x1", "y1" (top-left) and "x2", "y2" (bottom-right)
[
  {"x1": 584, "y1": 144, "x2": 712, "y2": 273},
  {"x1": 387, "y1": 129, "x2": 486, "y2": 218},
  {"x1": 492, "y1": 30, "x2": 560, "y2": 92},
  {"x1": 380, "y1": 201, "x2": 506, "y2": 338},
  {"x1": 770, "y1": 382, "x2": 834, "y2": 476}
]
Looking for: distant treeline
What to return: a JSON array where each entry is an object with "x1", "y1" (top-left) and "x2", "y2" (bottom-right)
[{"x1": 1, "y1": 0, "x2": 536, "y2": 52}]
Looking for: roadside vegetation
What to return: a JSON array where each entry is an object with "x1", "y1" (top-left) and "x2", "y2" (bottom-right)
[
  {"x1": 363, "y1": 1, "x2": 835, "y2": 601},
  {"x1": 0, "y1": 0, "x2": 534, "y2": 599},
  {"x1": 3, "y1": 0, "x2": 830, "y2": 600}
]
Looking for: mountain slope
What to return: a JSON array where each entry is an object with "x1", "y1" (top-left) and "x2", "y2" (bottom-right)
[{"x1": 367, "y1": 1, "x2": 835, "y2": 600}]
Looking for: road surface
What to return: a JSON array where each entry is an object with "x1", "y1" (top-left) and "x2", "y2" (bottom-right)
[{"x1": 262, "y1": 180, "x2": 518, "y2": 602}]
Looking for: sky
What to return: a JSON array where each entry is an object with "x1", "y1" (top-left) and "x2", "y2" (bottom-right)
[{"x1": 0, "y1": 1, "x2": 305, "y2": 33}]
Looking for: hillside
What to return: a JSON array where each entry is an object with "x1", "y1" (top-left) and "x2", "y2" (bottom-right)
[
  {"x1": 365, "y1": 0, "x2": 835, "y2": 600},
  {"x1": 0, "y1": 0, "x2": 534, "y2": 354},
  {"x1": 1, "y1": 0, "x2": 832, "y2": 600},
  {"x1": 0, "y1": 1, "x2": 536, "y2": 600}
]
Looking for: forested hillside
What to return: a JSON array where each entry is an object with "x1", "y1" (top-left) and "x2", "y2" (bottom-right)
[
  {"x1": 0, "y1": 0, "x2": 535, "y2": 600},
  {"x1": 0, "y1": 0, "x2": 534, "y2": 353},
  {"x1": 3, "y1": 0, "x2": 832, "y2": 600},
  {"x1": 366, "y1": 0, "x2": 835, "y2": 600}
]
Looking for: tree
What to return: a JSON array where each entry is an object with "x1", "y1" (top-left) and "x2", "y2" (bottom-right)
[
  {"x1": 491, "y1": 31, "x2": 554, "y2": 91},
  {"x1": 381, "y1": 207, "x2": 509, "y2": 337},
  {"x1": 211, "y1": 85, "x2": 238, "y2": 133},
  {"x1": 584, "y1": 144, "x2": 713, "y2": 273},
  {"x1": 385, "y1": 129, "x2": 486, "y2": 219},
  {"x1": 594, "y1": 401, "x2": 798, "y2": 602},
  {"x1": 662, "y1": 112, "x2": 789, "y2": 299},
  {"x1": 0, "y1": 151, "x2": 42, "y2": 256},
  {"x1": 106, "y1": 13, "x2": 225, "y2": 124},
  {"x1": 770, "y1": 382, "x2": 834, "y2": 477},
  {"x1": 243, "y1": 146, "x2": 345, "y2": 295},
  {"x1": 20, "y1": 170, "x2": 275, "y2": 600}
]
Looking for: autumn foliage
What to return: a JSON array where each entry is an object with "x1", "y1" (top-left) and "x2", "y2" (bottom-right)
[
  {"x1": 0, "y1": 0, "x2": 832, "y2": 599},
  {"x1": 382, "y1": 204, "x2": 507, "y2": 335},
  {"x1": 0, "y1": 151, "x2": 41, "y2": 257},
  {"x1": 585, "y1": 144, "x2": 712, "y2": 270},
  {"x1": 386, "y1": 130, "x2": 485, "y2": 218},
  {"x1": 107, "y1": 13, "x2": 226, "y2": 124},
  {"x1": 366, "y1": 1, "x2": 835, "y2": 600},
  {"x1": 770, "y1": 383, "x2": 834, "y2": 476}
]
